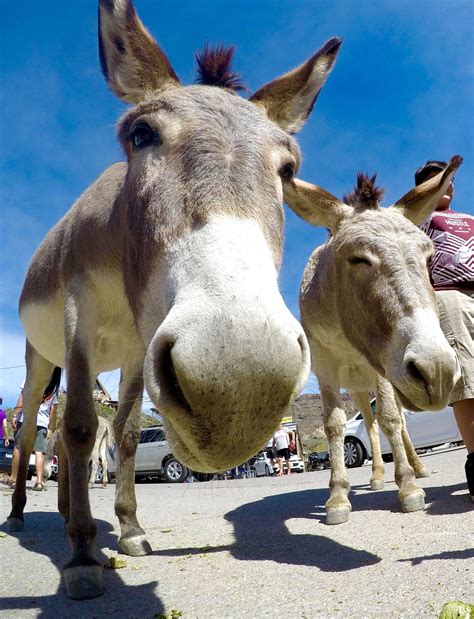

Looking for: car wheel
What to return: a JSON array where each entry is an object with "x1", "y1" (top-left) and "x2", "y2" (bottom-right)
[
  {"x1": 344, "y1": 438, "x2": 365, "y2": 468},
  {"x1": 265, "y1": 464, "x2": 273, "y2": 476},
  {"x1": 95, "y1": 463, "x2": 103, "y2": 483},
  {"x1": 382, "y1": 453, "x2": 393, "y2": 463},
  {"x1": 107, "y1": 472, "x2": 115, "y2": 484},
  {"x1": 163, "y1": 458, "x2": 188, "y2": 483}
]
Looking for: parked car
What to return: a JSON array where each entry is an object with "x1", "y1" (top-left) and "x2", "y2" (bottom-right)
[
  {"x1": 0, "y1": 440, "x2": 36, "y2": 479},
  {"x1": 107, "y1": 426, "x2": 189, "y2": 483},
  {"x1": 344, "y1": 403, "x2": 463, "y2": 467},
  {"x1": 253, "y1": 452, "x2": 276, "y2": 477}
]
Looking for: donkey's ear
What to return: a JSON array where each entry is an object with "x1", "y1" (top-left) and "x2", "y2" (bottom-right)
[
  {"x1": 250, "y1": 38, "x2": 342, "y2": 134},
  {"x1": 389, "y1": 156, "x2": 463, "y2": 225},
  {"x1": 283, "y1": 177, "x2": 350, "y2": 230},
  {"x1": 98, "y1": 0, "x2": 180, "y2": 104}
]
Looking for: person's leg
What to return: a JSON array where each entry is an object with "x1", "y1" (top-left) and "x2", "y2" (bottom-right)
[
  {"x1": 453, "y1": 399, "x2": 474, "y2": 500},
  {"x1": 35, "y1": 451, "x2": 45, "y2": 487},
  {"x1": 277, "y1": 457, "x2": 283, "y2": 475},
  {"x1": 9, "y1": 447, "x2": 20, "y2": 485},
  {"x1": 285, "y1": 457, "x2": 291, "y2": 475},
  {"x1": 453, "y1": 399, "x2": 474, "y2": 451}
]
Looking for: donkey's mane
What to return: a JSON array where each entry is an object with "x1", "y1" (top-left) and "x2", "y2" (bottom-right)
[
  {"x1": 343, "y1": 173, "x2": 384, "y2": 209},
  {"x1": 195, "y1": 44, "x2": 246, "y2": 91}
]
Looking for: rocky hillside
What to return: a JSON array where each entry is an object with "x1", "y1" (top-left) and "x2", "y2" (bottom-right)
[{"x1": 288, "y1": 393, "x2": 359, "y2": 455}]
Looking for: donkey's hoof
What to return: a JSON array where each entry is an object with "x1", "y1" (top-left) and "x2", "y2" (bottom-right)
[
  {"x1": 119, "y1": 534, "x2": 152, "y2": 556},
  {"x1": 415, "y1": 467, "x2": 430, "y2": 479},
  {"x1": 401, "y1": 492, "x2": 425, "y2": 513},
  {"x1": 326, "y1": 506, "x2": 350, "y2": 525},
  {"x1": 64, "y1": 564, "x2": 104, "y2": 600},
  {"x1": 7, "y1": 517, "x2": 24, "y2": 532},
  {"x1": 370, "y1": 479, "x2": 384, "y2": 491}
]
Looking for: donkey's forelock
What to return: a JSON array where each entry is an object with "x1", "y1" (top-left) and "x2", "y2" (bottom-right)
[
  {"x1": 343, "y1": 173, "x2": 384, "y2": 210},
  {"x1": 195, "y1": 44, "x2": 246, "y2": 92}
]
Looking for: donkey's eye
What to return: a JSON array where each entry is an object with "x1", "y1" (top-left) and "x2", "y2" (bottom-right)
[
  {"x1": 130, "y1": 123, "x2": 160, "y2": 149},
  {"x1": 348, "y1": 256, "x2": 372, "y2": 266},
  {"x1": 278, "y1": 162, "x2": 296, "y2": 181}
]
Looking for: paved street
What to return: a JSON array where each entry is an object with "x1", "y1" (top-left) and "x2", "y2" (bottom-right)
[{"x1": 0, "y1": 446, "x2": 472, "y2": 618}]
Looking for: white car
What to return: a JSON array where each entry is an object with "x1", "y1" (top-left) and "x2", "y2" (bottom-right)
[
  {"x1": 253, "y1": 451, "x2": 305, "y2": 476},
  {"x1": 344, "y1": 404, "x2": 462, "y2": 467}
]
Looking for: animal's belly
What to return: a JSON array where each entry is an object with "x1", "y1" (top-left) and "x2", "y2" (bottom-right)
[{"x1": 20, "y1": 293, "x2": 139, "y2": 372}]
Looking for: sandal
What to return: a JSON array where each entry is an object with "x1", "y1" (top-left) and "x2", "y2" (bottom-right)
[{"x1": 33, "y1": 482, "x2": 44, "y2": 491}]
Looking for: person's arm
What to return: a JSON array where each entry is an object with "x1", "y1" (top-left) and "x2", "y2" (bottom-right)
[
  {"x1": 11, "y1": 393, "x2": 23, "y2": 431},
  {"x1": 49, "y1": 404, "x2": 58, "y2": 435},
  {"x1": 2, "y1": 418, "x2": 9, "y2": 446}
]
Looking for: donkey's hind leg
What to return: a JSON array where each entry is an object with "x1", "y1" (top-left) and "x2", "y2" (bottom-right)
[
  {"x1": 376, "y1": 377, "x2": 425, "y2": 513},
  {"x1": 8, "y1": 342, "x2": 54, "y2": 531},
  {"x1": 114, "y1": 356, "x2": 151, "y2": 556},
  {"x1": 353, "y1": 391, "x2": 385, "y2": 491}
]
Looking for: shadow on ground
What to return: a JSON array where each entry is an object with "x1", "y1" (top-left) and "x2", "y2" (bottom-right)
[{"x1": 1, "y1": 510, "x2": 163, "y2": 618}]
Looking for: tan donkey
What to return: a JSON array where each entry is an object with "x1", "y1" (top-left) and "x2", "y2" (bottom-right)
[
  {"x1": 8, "y1": 0, "x2": 342, "y2": 600},
  {"x1": 284, "y1": 157, "x2": 462, "y2": 525}
]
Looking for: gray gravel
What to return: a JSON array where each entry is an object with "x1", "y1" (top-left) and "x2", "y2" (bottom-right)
[{"x1": 1, "y1": 446, "x2": 472, "y2": 619}]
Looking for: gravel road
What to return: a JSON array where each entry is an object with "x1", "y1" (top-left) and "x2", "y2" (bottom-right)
[{"x1": 1, "y1": 445, "x2": 472, "y2": 619}]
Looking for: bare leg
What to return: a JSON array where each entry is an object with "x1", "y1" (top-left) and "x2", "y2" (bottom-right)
[
  {"x1": 277, "y1": 457, "x2": 283, "y2": 475},
  {"x1": 285, "y1": 458, "x2": 291, "y2": 475},
  {"x1": 35, "y1": 451, "x2": 45, "y2": 486},
  {"x1": 453, "y1": 399, "x2": 474, "y2": 452},
  {"x1": 114, "y1": 357, "x2": 151, "y2": 556},
  {"x1": 376, "y1": 377, "x2": 425, "y2": 513},
  {"x1": 321, "y1": 384, "x2": 351, "y2": 524},
  {"x1": 9, "y1": 447, "x2": 20, "y2": 484},
  {"x1": 8, "y1": 343, "x2": 54, "y2": 531},
  {"x1": 353, "y1": 391, "x2": 385, "y2": 491}
]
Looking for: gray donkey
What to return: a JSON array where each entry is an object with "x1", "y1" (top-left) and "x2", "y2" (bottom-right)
[
  {"x1": 8, "y1": 0, "x2": 341, "y2": 599},
  {"x1": 284, "y1": 157, "x2": 461, "y2": 525}
]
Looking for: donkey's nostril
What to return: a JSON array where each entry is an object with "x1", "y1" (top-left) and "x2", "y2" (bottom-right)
[
  {"x1": 405, "y1": 360, "x2": 428, "y2": 386},
  {"x1": 156, "y1": 341, "x2": 192, "y2": 413}
]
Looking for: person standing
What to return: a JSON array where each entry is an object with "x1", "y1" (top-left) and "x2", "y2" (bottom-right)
[
  {"x1": 9, "y1": 367, "x2": 61, "y2": 491},
  {"x1": 272, "y1": 424, "x2": 294, "y2": 476},
  {"x1": 415, "y1": 160, "x2": 474, "y2": 501},
  {"x1": 0, "y1": 398, "x2": 9, "y2": 447}
]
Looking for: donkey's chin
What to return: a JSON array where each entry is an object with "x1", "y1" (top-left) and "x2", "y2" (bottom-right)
[
  {"x1": 392, "y1": 383, "x2": 451, "y2": 413},
  {"x1": 392, "y1": 386, "x2": 424, "y2": 412}
]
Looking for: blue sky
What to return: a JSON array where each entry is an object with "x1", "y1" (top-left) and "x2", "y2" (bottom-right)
[{"x1": 1, "y1": 0, "x2": 473, "y2": 408}]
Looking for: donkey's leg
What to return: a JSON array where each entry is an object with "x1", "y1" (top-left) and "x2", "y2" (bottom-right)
[
  {"x1": 57, "y1": 436, "x2": 70, "y2": 524},
  {"x1": 353, "y1": 391, "x2": 385, "y2": 491},
  {"x1": 114, "y1": 357, "x2": 151, "y2": 556},
  {"x1": 321, "y1": 383, "x2": 351, "y2": 525},
  {"x1": 61, "y1": 290, "x2": 102, "y2": 600},
  {"x1": 399, "y1": 406, "x2": 430, "y2": 478},
  {"x1": 376, "y1": 377, "x2": 425, "y2": 513},
  {"x1": 8, "y1": 342, "x2": 54, "y2": 532}
]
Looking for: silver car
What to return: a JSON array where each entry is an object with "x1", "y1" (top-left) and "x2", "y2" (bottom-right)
[
  {"x1": 344, "y1": 403, "x2": 463, "y2": 468},
  {"x1": 107, "y1": 426, "x2": 188, "y2": 483}
]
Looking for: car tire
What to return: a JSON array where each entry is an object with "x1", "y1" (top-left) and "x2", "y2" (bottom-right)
[
  {"x1": 265, "y1": 464, "x2": 273, "y2": 476},
  {"x1": 382, "y1": 453, "x2": 393, "y2": 463},
  {"x1": 107, "y1": 472, "x2": 115, "y2": 484},
  {"x1": 344, "y1": 438, "x2": 365, "y2": 468},
  {"x1": 162, "y1": 457, "x2": 188, "y2": 483}
]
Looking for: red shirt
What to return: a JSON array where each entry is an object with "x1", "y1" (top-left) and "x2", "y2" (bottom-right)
[{"x1": 420, "y1": 208, "x2": 474, "y2": 292}]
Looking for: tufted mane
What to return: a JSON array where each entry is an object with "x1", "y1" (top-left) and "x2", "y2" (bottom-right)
[
  {"x1": 343, "y1": 173, "x2": 384, "y2": 209},
  {"x1": 195, "y1": 44, "x2": 246, "y2": 91}
]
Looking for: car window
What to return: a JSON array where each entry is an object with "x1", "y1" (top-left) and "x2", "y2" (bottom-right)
[
  {"x1": 139, "y1": 430, "x2": 153, "y2": 444},
  {"x1": 148, "y1": 429, "x2": 165, "y2": 442}
]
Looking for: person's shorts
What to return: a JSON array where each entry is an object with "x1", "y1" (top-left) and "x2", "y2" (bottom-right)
[
  {"x1": 15, "y1": 424, "x2": 48, "y2": 454},
  {"x1": 277, "y1": 448, "x2": 290, "y2": 460},
  {"x1": 436, "y1": 290, "x2": 474, "y2": 404}
]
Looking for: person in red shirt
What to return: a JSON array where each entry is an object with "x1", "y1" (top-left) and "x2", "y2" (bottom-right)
[{"x1": 416, "y1": 160, "x2": 473, "y2": 501}]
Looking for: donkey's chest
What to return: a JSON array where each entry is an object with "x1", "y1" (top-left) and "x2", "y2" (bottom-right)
[
  {"x1": 312, "y1": 325, "x2": 377, "y2": 390},
  {"x1": 21, "y1": 269, "x2": 138, "y2": 372}
]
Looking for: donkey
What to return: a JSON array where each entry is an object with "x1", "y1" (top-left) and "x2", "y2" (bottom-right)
[
  {"x1": 283, "y1": 156, "x2": 462, "y2": 525},
  {"x1": 88, "y1": 416, "x2": 114, "y2": 489},
  {"x1": 8, "y1": 0, "x2": 342, "y2": 599},
  {"x1": 45, "y1": 416, "x2": 114, "y2": 488}
]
